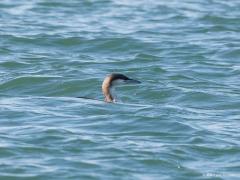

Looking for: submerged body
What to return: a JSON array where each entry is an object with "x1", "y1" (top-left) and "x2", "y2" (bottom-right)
[{"x1": 102, "y1": 73, "x2": 141, "y2": 103}]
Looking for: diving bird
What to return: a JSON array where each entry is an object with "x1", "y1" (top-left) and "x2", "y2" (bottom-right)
[{"x1": 102, "y1": 73, "x2": 141, "y2": 103}]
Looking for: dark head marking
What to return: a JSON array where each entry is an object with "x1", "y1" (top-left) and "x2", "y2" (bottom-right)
[{"x1": 102, "y1": 73, "x2": 141, "y2": 103}]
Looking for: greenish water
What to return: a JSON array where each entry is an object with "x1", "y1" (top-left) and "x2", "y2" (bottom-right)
[{"x1": 1, "y1": 0, "x2": 240, "y2": 179}]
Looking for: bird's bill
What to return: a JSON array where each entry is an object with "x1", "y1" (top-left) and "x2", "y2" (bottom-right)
[{"x1": 124, "y1": 79, "x2": 141, "y2": 84}]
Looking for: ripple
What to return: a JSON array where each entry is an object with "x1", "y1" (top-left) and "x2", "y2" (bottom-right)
[
  {"x1": 1, "y1": 0, "x2": 240, "y2": 179},
  {"x1": 0, "y1": 61, "x2": 30, "y2": 69}
]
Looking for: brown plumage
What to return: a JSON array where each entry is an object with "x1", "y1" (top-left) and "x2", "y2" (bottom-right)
[{"x1": 102, "y1": 73, "x2": 141, "y2": 103}]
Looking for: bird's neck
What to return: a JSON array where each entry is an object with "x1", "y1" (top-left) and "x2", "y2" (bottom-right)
[
  {"x1": 102, "y1": 78, "x2": 114, "y2": 103},
  {"x1": 105, "y1": 93, "x2": 113, "y2": 103}
]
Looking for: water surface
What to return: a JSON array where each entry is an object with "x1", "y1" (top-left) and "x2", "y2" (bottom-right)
[{"x1": 1, "y1": 0, "x2": 240, "y2": 179}]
